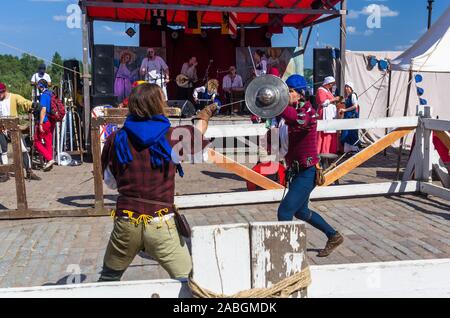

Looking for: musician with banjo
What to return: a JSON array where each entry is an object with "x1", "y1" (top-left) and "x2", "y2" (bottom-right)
[
  {"x1": 140, "y1": 48, "x2": 170, "y2": 100},
  {"x1": 176, "y1": 56, "x2": 198, "y2": 100}
]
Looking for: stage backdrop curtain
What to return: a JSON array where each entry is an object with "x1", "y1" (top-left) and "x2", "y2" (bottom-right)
[{"x1": 140, "y1": 26, "x2": 270, "y2": 99}]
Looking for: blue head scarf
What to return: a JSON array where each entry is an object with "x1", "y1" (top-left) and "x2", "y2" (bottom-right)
[{"x1": 114, "y1": 114, "x2": 184, "y2": 177}]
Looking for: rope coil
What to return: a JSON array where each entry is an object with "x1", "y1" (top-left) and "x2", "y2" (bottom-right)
[{"x1": 188, "y1": 266, "x2": 311, "y2": 298}]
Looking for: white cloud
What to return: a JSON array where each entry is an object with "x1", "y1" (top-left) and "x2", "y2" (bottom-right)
[
  {"x1": 348, "y1": 4, "x2": 399, "y2": 19},
  {"x1": 30, "y1": 0, "x2": 68, "y2": 2},
  {"x1": 348, "y1": 10, "x2": 360, "y2": 19},
  {"x1": 347, "y1": 26, "x2": 357, "y2": 34},
  {"x1": 102, "y1": 26, "x2": 113, "y2": 32},
  {"x1": 346, "y1": 26, "x2": 374, "y2": 37},
  {"x1": 53, "y1": 15, "x2": 68, "y2": 22},
  {"x1": 362, "y1": 4, "x2": 399, "y2": 17}
]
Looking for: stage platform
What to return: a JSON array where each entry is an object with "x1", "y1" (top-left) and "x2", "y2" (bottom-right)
[{"x1": 0, "y1": 148, "x2": 449, "y2": 288}]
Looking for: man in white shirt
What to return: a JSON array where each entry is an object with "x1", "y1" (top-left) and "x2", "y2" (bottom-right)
[
  {"x1": 31, "y1": 64, "x2": 52, "y2": 101},
  {"x1": 222, "y1": 66, "x2": 244, "y2": 114},
  {"x1": 222, "y1": 66, "x2": 243, "y2": 92},
  {"x1": 140, "y1": 48, "x2": 170, "y2": 99}
]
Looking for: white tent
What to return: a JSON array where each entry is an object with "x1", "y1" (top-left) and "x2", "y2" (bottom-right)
[
  {"x1": 391, "y1": 6, "x2": 450, "y2": 73},
  {"x1": 344, "y1": 7, "x2": 450, "y2": 149}
]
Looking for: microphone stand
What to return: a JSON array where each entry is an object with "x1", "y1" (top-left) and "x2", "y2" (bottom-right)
[{"x1": 203, "y1": 60, "x2": 213, "y2": 85}]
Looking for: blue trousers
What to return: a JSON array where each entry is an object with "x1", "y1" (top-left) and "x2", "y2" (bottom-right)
[{"x1": 278, "y1": 166, "x2": 337, "y2": 238}]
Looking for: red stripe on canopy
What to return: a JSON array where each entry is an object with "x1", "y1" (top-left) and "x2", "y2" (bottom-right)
[{"x1": 84, "y1": 0, "x2": 342, "y2": 27}]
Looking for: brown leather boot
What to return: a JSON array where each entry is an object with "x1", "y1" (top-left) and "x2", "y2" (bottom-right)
[
  {"x1": 317, "y1": 232, "x2": 344, "y2": 257},
  {"x1": 0, "y1": 173, "x2": 10, "y2": 183},
  {"x1": 26, "y1": 170, "x2": 41, "y2": 181}
]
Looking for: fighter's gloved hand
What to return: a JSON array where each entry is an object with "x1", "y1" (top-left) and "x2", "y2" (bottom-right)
[{"x1": 193, "y1": 103, "x2": 218, "y2": 122}]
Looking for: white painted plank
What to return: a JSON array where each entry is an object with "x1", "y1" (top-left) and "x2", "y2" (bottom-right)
[
  {"x1": 205, "y1": 124, "x2": 266, "y2": 138},
  {"x1": 318, "y1": 116, "x2": 418, "y2": 132},
  {"x1": 309, "y1": 259, "x2": 450, "y2": 298},
  {"x1": 250, "y1": 222, "x2": 308, "y2": 298},
  {"x1": 191, "y1": 224, "x2": 251, "y2": 295},
  {"x1": 423, "y1": 128, "x2": 433, "y2": 182},
  {"x1": 423, "y1": 119, "x2": 450, "y2": 131},
  {"x1": 174, "y1": 182, "x2": 419, "y2": 208},
  {"x1": 3, "y1": 259, "x2": 450, "y2": 298},
  {"x1": 202, "y1": 117, "x2": 419, "y2": 139},
  {"x1": 432, "y1": 149, "x2": 450, "y2": 188},
  {"x1": 0, "y1": 279, "x2": 188, "y2": 298},
  {"x1": 402, "y1": 146, "x2": 417, "y2": 182},
  {"x1": 420, "y1": 183, "x2": 450, "y2": 202}
]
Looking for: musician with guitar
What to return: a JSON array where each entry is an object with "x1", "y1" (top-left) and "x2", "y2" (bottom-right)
[
  {"x1": 140, "y1": 48, "x2": 170, "y2": 100},
  {"x1": 176, "y1": 56, "x2": 198, "y2": 100}
]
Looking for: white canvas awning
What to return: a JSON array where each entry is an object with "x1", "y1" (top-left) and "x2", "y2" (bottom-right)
[{"x1": 391, "y1": 7, "x2": 450, "y2": 73}]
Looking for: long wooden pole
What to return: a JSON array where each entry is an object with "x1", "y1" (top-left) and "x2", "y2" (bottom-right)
[
  {"x1": 384, "y1": 69, "x2": 392, "y2": 156},
  {"x1": 81, "y1": 5, "x2": 92, "y2": 152},
  {"x1": 339, "y1": 0, "x2": 347, "y2": 95},
  {"x1": 395, "y1": 70, "x2": 413, "y2": 180}
]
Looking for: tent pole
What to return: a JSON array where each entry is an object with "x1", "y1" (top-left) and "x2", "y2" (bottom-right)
[
  {"x1": 395, "y1": 70, "x2": 413, "y2": 179},
  {"x1": 339, "y1": 0, "x2": 347, "y2": 95},
  {"x1": 383, "y1": 69, "x2": 392, "y2": 156}
]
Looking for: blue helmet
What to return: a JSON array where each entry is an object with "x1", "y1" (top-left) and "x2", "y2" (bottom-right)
[{"x1": 285, "y1": 74, "x2": 308, "y2": 93}]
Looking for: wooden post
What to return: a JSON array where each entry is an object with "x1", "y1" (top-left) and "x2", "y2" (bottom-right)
[
  {"x1": 81, "y1": 4, "x2": 92, "y2": 152},
  {"x1": 298, "y1": 27, "x2": 303, "y2": 47},
  {"x1": 415, "y1": 122, "x2": 424, "y2": 181},
  {"x1": 91, "y1": 125, "x2": 104, "y2": 210},
  {"x1": 339, "y1": 0, "x2": 347, "y2": 94},
  {"x1": 191, "y1": 224, "x2": 251, "y2": 295},
  {"x1": 251, "y1": 222, "x2": 308, "y2": 298},
  {"x1": 9, "y1": 122, "x2": 28, "y2": 211},
  {"x1": 422, "y1": 106, "x2": 433, "y2": 182}
]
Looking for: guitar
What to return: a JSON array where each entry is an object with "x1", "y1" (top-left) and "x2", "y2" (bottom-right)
[
  {"x1": 176, "y1": 74, "x2": 194, "y2": 88},
  {"x1": 145, "y1": 70, "x2": 169, "y2": 88}
]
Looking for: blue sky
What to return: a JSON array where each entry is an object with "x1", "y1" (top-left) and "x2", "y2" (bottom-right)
[{"x1": 0, "y1": 0, "x2": 448, "y2": 68}]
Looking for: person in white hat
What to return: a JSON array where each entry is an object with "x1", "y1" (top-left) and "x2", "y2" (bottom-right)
[
  {"x1": 340, "y1": 82, "x2": 361, "y2": 153},
  {"x1": 315, "y1": 76, "x2": 340, "y2": 154}
]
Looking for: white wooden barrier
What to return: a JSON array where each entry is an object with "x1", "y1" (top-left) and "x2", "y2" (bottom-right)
[
  {"x1": 174, "y1": 181, "x2": 420, "y2": 209},
  {"x1": 1, "y1": 259, "x2": 449, "y2": 298},
  {"x1": 203, "y1": 116, "x2": 420, "y2": 139},
  {"x1": 420, "y1": 183, "x2": 450, "y2": 202}
]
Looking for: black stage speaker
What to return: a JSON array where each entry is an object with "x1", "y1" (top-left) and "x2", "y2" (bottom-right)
[
  {"x1": 63, "y1": 59, "x2": 82, "y2": 89},
  {"x1": 92, "y1": 45, "x2": 115, "y2": 106},
  {"x1": 167, "y1": 100, "x2": 196, "y2": 118},
  {"x1": 313, "y1": 48, "x2": 335, "y2": 93}
]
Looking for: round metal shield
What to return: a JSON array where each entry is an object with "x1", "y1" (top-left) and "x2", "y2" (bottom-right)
[
  {"x1": 245, "y1": 75, "x2": 289, "y2": 119},
  {"x1": 58, "y1": 152, "x2": 72, "y2": 166}
]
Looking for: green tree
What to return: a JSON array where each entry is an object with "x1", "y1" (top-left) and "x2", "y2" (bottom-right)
[{"x1": 48, "y1": 52, "x2": 64, "y2": 84}]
